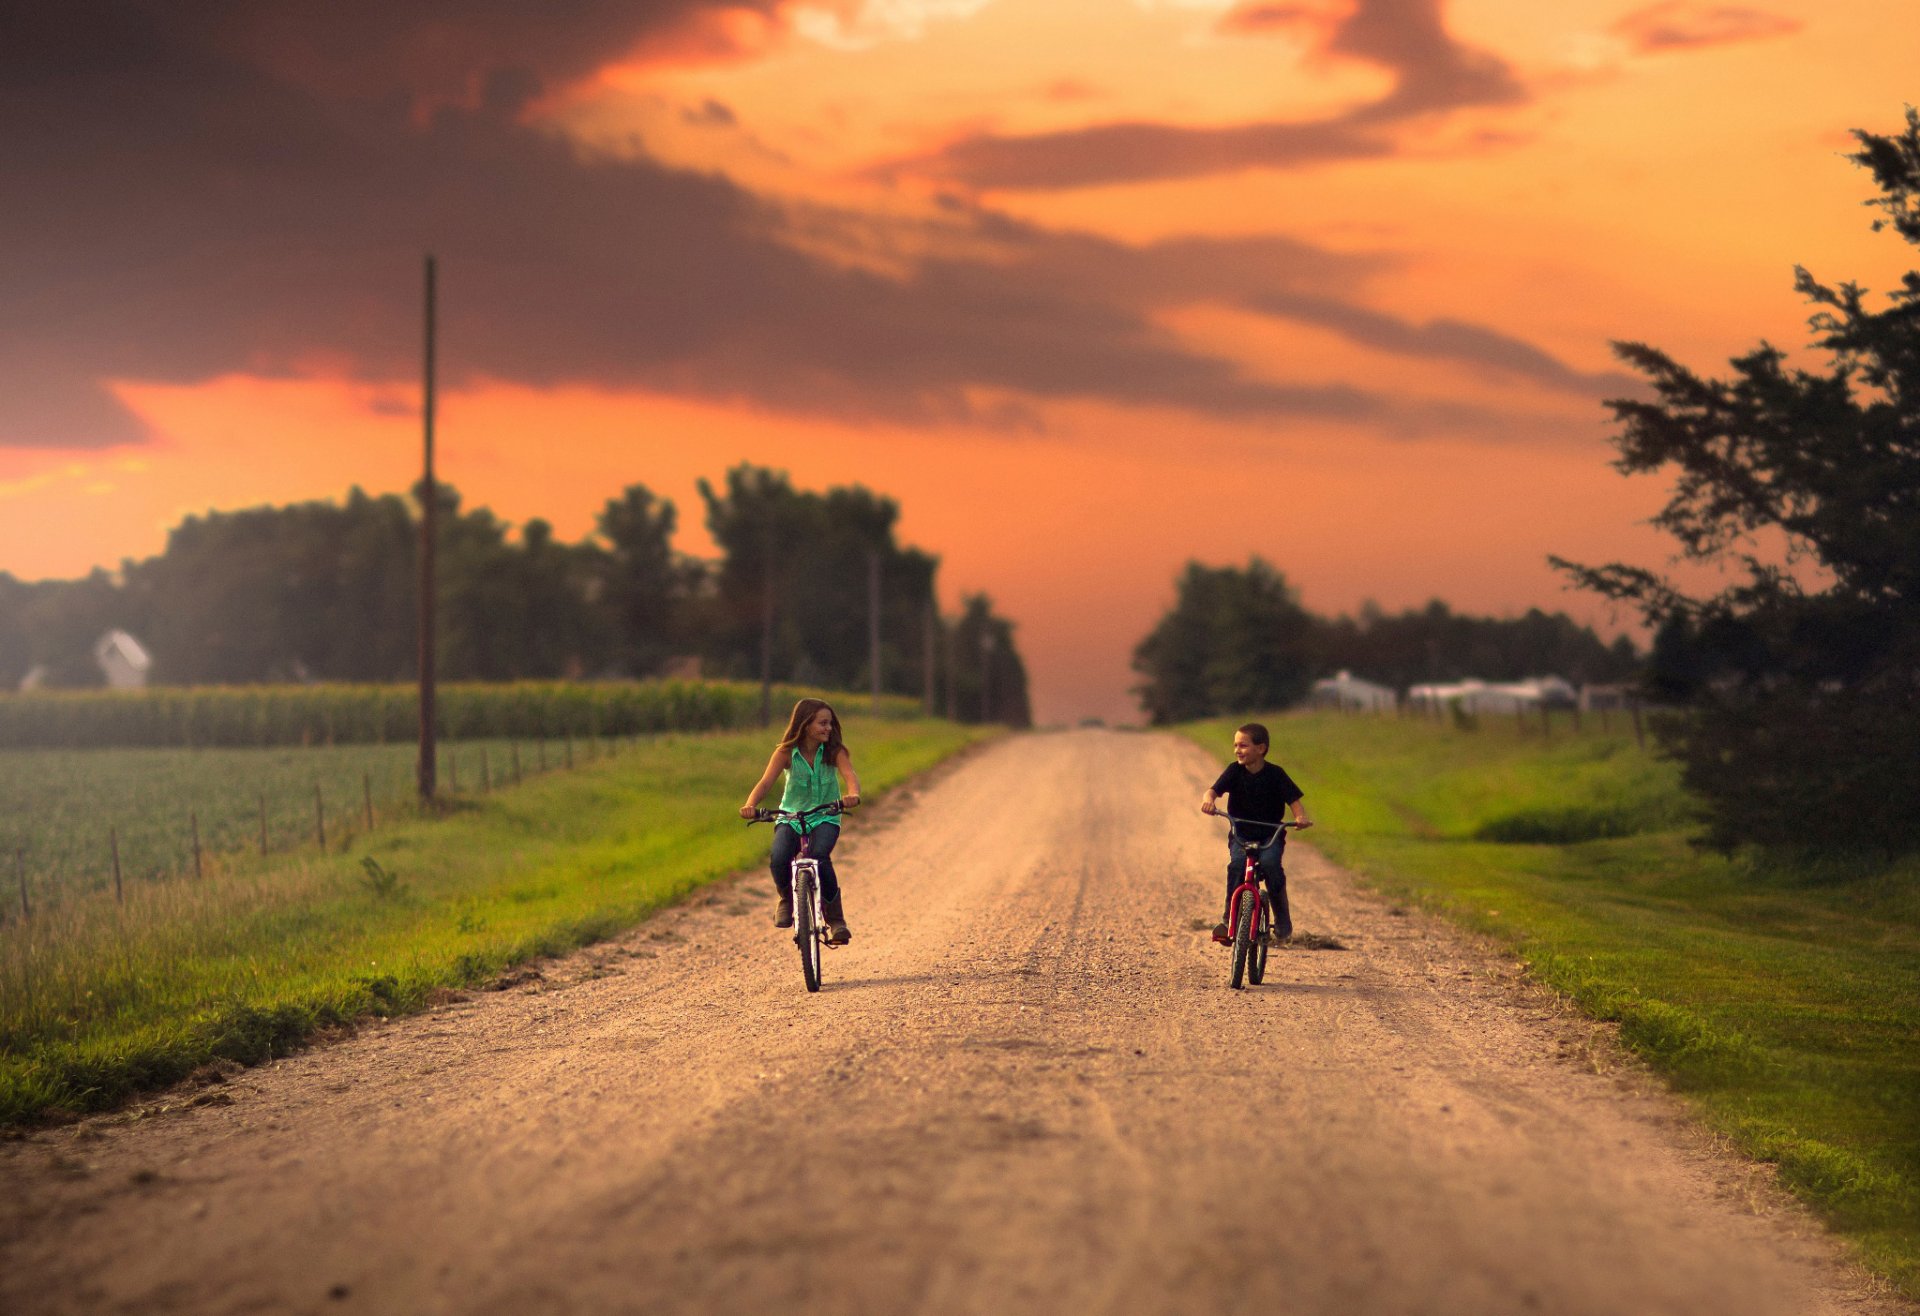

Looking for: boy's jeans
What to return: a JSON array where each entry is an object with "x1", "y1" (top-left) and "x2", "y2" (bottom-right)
[{"x1": 1226, "y1": 832, "x2": 1292, "y2": 938}]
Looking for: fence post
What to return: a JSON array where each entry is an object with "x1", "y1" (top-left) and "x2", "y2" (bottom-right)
[
  {"x1": 481, "y1": 747, "x2": 491, "y2": 794},
  {"x1": 110, "y1": 826, "x2": 123, "y2": 903},
  {"x1": 15, "y1": 847, "x2": 26, "y2": 920},
  {"x1": 364, "y1": 773, "x2": 375, "y2": 829},
  {"x1": 259, "y1": 793, "x2": 269, "y2": 855},
  {"x1": 537, "y1": 740, "x2": 547, "y2": 772},
  {"x1": 191, "y1": 808, "x2": 203, "y2": 880},
  {"x1": 565, "y1": 735, "x2": 574, "y2": 769},
  {"x1": 314, "y1": 783, "x2": 327, "y2": 850}
]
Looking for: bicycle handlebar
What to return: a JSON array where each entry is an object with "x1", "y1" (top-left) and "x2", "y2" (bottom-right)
[
  {"x1": 1210, "y1": 813, "x2": 1307, "y2": 842},
  {"x1": 746, "y1": 801, "x2": 850, "y2": 826}
]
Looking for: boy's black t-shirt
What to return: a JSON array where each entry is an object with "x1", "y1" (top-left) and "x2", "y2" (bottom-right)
[{"x1": 1212, "y1": 761, "x2": 1303, "y2": 827}]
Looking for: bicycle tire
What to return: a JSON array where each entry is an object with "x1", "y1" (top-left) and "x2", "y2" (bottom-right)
[
  {"x1": 1249, "y1": 899, "x2": 1269, "y2": 985},
  {"x1": 1229, "y1": 891, "x2": 1255, "y2": 990},
  {"x1": 795, "y1": 869, "x2": 821, "y2": 993}
]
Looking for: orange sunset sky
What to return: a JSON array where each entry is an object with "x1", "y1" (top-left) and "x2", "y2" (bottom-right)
[{"x1": 2, "y1": 1, "x2": 1915, "y2": 722}]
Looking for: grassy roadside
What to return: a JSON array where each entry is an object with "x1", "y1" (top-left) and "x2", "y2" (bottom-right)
[
  {"x1": 0, "y1": 716, "x2": 994, "y2": 1125},
  {"x1": 1179, "y1": 712, "x2": 1920, "y2": 1297}
]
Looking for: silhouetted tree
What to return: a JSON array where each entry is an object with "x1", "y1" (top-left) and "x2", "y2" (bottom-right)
[
  {"x1": 1555, "y1": 109, "x2": 1920, "y2": 852},
  {"x1": 1132, "y1": 559, "x2": 1319, "y2": 724},
  {"x1": 593, "y1": 484, "x2": 697, "y2": 677}
]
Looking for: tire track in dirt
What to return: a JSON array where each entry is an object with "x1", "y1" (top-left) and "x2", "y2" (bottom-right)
[{"x1": 0, "y1": 730, "x2": 1905, "y2": 1315}]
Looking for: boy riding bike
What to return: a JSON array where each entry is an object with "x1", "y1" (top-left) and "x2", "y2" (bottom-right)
[
  {"x1": 1199, "y1": 722, "x2": 1312, "y2": 944},
  {"x1": 740, "y1": 698, "x2": 862, "y2": 944}
]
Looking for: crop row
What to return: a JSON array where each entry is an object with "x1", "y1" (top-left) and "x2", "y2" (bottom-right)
[
  {"x1": 0, "y1": 738, "x2": 626, "y2": 907},
  {"x1": 0, "y1": 680, "x2": 921, "y2": 749}
]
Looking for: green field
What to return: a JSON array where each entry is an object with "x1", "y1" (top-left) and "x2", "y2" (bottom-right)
[
  {"x1": 1183, "y1": 711, "x2": 1920, "y2": 1296},
  {"x1": 0, "y1": 679, "x2": 912, "y2": 749},
  {"x1": 0, "y1": 715, "x2": 992, "y2": 1123},
  {"x1": 1, "y1": 736, "x2": 645, "y2": 903}
]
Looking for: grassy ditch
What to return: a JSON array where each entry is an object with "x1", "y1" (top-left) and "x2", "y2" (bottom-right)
[
  {"x1": 0, "y1": 716, "x2": 992, "y2": 1124},
  {"x1": 1180, "y1": 712, "x2": 1920, "y2": 1296}
]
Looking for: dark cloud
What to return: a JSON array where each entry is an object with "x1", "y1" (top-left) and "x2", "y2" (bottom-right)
[
  {"x1": 0, "y1": 1, "x2": 1593, "y2": 451},
  {"x1": 1240, "y1": 292, "x2": 1641, "y2": 396},
  {"x1": 1610, "y1": 3, "x2": 1802, "y2": 54},
  {"x1": 888, "y1": 0, "x2": 1527, "y2": 190}
]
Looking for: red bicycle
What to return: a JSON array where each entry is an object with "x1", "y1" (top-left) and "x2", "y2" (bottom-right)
[
  {"x1": 748, "y1": 801, "x2": 845, "y2": 993},
  {"x1": 1213, "y1": 814, "x2": 1304, "y2": 990}
]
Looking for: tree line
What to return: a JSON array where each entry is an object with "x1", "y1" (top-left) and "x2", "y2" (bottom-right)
[
  {"x1": 1131, "y1": 558, "x2": 1639, "y2": 726},
  {"x1": 0, "y1": 465, "x2": 1031, "y2": 726}
]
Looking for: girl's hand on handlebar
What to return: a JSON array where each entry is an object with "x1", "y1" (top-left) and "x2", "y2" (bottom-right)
[
  {"x1": 738, "y1": 804, "x2": 758, "y2": 820},
  {"x1": 840, "y1": 794, "x2": 860, "y2": 810}
]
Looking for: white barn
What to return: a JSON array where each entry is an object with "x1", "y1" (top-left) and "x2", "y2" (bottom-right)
[
  {"x1": 93, "y1": 630, "x2": 152, "y2": 690},
  {"x1": 1312, "y1": 670, "x2": 1397, "y2": 712},
  {"x1": 1405, "y1": 676, "x2": 1577, "y2": 715}
]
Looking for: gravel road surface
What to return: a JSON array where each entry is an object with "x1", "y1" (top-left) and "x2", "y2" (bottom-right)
[{"x1": 1, "y1": 730, "x2": 1903, "y2": 1315}]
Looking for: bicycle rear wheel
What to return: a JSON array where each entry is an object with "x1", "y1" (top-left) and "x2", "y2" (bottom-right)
[
  {"x1": 1249, "y1": 899, "x2": 1270, "y2": 985},
  {"x1": 1229, "y1": 891, "x2": 1255, "y2": 990},
  {"x1": 795, "y1": 868, "x2": 821, "y2": 993}
]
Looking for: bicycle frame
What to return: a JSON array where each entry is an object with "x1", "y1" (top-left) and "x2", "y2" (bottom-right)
[
  {"x1": 749, "y1": 801, "x2": 846, "y2": 992},
  {"x1": 1214, "y1": 814, "x2": 1302, "y2": 988}
]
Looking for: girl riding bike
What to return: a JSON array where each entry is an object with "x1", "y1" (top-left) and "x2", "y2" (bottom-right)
[{"x1": 739, "y1": 698, "x2": 862, "y2": 944}]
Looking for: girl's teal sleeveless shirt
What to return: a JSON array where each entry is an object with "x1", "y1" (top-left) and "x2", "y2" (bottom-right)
[{"x1": 777, "y1": 745, "x2": 842, "y2": 833}]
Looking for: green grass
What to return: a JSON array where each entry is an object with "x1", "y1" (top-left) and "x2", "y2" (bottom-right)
[
  {"x1": 1181, "y1": 711, "x2": 1920, "y2": 1297},
  {"x1": 0, "y1": 716, "x2": 993, "y2": 1123}
]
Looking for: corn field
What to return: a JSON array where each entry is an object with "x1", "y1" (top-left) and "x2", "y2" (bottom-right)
[{"x1": 0, "y1": 680, "x2": 920, "y2": 749}]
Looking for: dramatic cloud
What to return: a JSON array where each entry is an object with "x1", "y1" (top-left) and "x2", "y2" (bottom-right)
[
  {"x1": 1610, "y1": 3, "x2": 1802, "y2": 55},
  {"x1": 890, "y1": 0, "x2": 1527, "y2": 190},
  {"x1": 1239, "y1": 292, "x2": 1641, "y2": 396},
  {"x1": 0, "y1": 0, "x2": 1597, "y2": 452}
]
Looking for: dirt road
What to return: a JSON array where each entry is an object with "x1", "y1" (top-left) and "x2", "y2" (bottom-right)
[{"x1": 1, "y1": 730, "x2": 1902, "y2": 1315}]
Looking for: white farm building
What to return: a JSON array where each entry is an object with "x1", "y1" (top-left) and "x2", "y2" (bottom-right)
[
  {"x1": 1311, "y1": 670, "x2": 1397, "y2": 712},
  {"x1": 1405, "y1": 676, "x2": 1576, "y2": 715},
  {"x1": 92, "y1": 629, "x2": 153, "y2": 690}
]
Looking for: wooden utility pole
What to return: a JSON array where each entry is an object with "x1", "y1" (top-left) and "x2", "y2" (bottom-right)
[
  {"x1": 417, "y1": 255, "x2": 439, "y2": 804},
  {"x1": 922, "y1": 601, "x2": 937, "y2": 717},
  {"x1": 868, "y1": 551, "x2": 883, "y2": 715},
  {"x1": 759, "y1": 554, "x2": 776, "y2": 728},
  {"x1": 979, "y1": 628, "x2": 994, "y2": 725},
  {"x1": 945, "y1": 621, "x2": 958, "y2": 721}
]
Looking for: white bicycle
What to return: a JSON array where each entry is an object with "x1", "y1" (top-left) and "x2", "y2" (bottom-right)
[{"x1": 749, "y1": 801, "x2": 844, "y2": 993}]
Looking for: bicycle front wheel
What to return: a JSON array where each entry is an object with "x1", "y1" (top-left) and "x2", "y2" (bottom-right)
[
  {"x1": 1229, "y1": 892, "x2": 1255, "y2": 990},
  {"x1": 795, "y1": 869, "x2": 821, "y2": 993},
  {"x1": 1249, "y1": 899, "x2": 1269, "y2": 985}
]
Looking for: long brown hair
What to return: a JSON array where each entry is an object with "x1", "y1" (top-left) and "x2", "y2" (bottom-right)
[{"x1": 776, "y1": 698, "x2": 845, "y2": 764}]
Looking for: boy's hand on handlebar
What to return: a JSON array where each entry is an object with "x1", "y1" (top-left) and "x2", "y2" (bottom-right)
[
  {"x1": 840, "y1": 794, "x2": 860, "y2": 809},
  {"x1": 1200, "y1": 800, "x2": 1218, "y2": 815},
  {"x1": 738, "y1": 804, "x2": 758, "y2": 820}
]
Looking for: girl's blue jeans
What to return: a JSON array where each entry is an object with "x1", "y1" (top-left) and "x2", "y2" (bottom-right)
[{"x1": 771, "y1": 822, "x2": 840, "y2": 903}]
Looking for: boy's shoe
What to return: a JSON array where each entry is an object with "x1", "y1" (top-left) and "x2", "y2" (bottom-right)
[
  {"x1": 1211, "y1": 922, "x2": 1232, "y2": 945},
  {"x1": 773, "y1": 895, "x2": 794, "y2": 928},
  {"x1": 822, "y1": 898, "x2": 853, "y2": 946}
]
